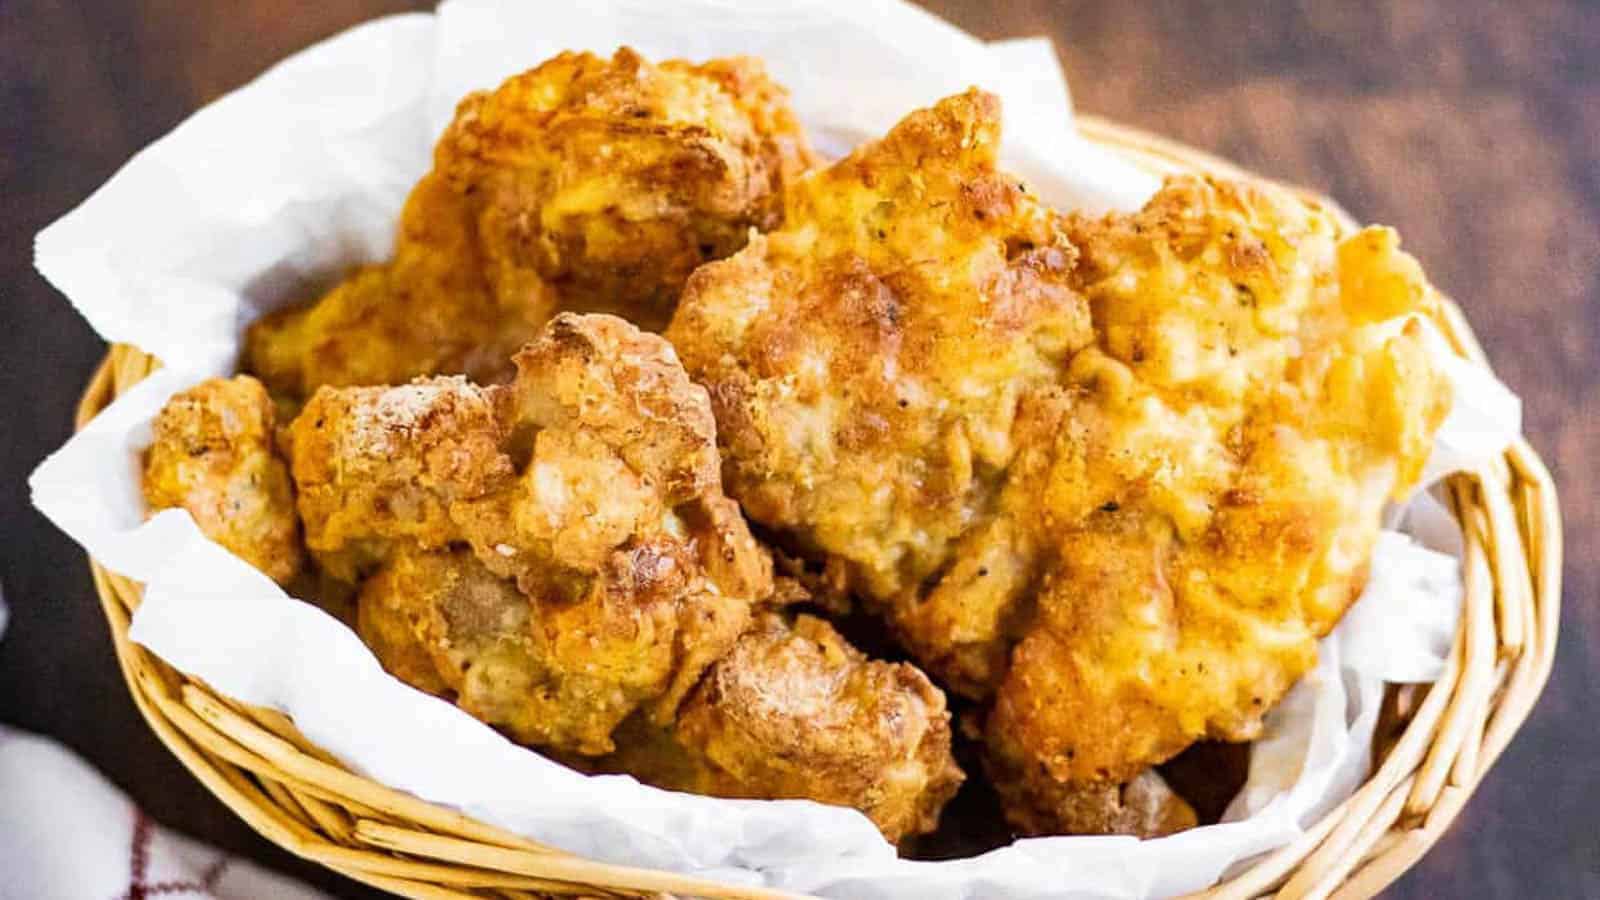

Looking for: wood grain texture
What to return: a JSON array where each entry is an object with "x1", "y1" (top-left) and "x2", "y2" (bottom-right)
[{"x1": 0, "y1": 2, "x2": 1592, "y2": 897}]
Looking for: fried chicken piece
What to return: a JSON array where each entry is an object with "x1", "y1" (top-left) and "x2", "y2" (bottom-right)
[
  {"x1": 983, "y1": 180, "x2": 1450, "y2": 832},
  {"x1": 666, "y1": 88, "x2": 1090, "y2": 652},
  {"x1": 666, "y1": 91, "x2": 1450, "y2": 836},
  {"x1": 991, "y1": 769, "x2": 1197, "y2": 838},
  {"x1": 446, "y1": 315, "x2": 768, "y2": 747},
  {"x1": 298, "y1": 314, "x2": 772, "y2": 754},
  {"x1": 451, "y1": 313, "x2": 729, "y2": 588},
  {"x1": 246, "y1": 171, "x2": 542, "y2": 400},
  {"x1": 360, "y1": 545, "x2": 732, "y2": 754},
  {"x1": 142, "y1": 375, "x2": 303, "y2": 585},
  {"x1": 355, "y1": 549, "x2": 456, "y2": 699},
  {"x1": 286, "y1": 375, "x2": 513, "y2": 581},
  {"x1": 330, "y1": 314, "x2": 961, "y2": 835},
  {"x1": 594, "y1": 611, "x2": 964, "y2": 845},
  {"x1": 445, "y1": 48, "x2": 816, "y2": 332},
  {"x1": 246, "y1": 47, "x2": 815, "y2": 398}
]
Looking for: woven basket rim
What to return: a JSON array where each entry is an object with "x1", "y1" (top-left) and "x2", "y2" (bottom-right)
[{"x1": 74, "y1": 115, "x2": 1564, "y2": 900}]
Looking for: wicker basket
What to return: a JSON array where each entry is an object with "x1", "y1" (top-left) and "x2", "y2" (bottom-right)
[{"x1": 76, "y1": 116, "x2": 1563, "y2": 900}]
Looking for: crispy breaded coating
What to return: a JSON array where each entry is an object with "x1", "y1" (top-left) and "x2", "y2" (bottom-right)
[
  {"x1": 245, "y1": 173, "x2": 543, "y2": 400},
  {"x1": 360, "y1": 546, "x2": 729, "y2": 754},
  {"x1": 355, "y1": 549, "x2": 456, "y2": 699},
  {"x1": 666, "y1": 90, "x2": 1450, "y2": 836},
  {"x1": 991, "y1": 768, "x2": 1197, "y2": 838},
  {"x1": 666, "y1": 88, "x2": 1090, "y2": 655},
  {"x1": 443, "y1": 47, "x2": 816, "y2": 332},
  {"x1": 246, "y1": 47, "x2": 814, "y2": 398},
  {"x1": 142, "y1": 375, "x2": 303, "y2": 585},
  {"x1": 983, "y1": 179, "x2": 1450, "y2": 833},
  {"x1": 286, "y1": 375, "x2": 512, "y2": 581},
  {"x1": 304, "y1": 314, "x2": 772, "y2": 755},
  {"x1": 451, "y1": 314, "x2": 726, "y2": 586},
  {"x1": 447, "y1": 315, "x2": 768, "y2": 744},
  {"x1": 599, "y1": 612, "x2": 964, "y2": 845}
]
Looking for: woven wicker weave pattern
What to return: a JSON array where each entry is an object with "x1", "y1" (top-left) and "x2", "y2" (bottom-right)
[{"x1": 76, "y1": 117, "x2": 1563, "y2": 900}]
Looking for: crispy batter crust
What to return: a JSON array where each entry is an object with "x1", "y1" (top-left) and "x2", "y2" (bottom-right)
[
  {"x1": 360, "y1": 545, "x2": 722, "y2": 754},
  {"x1": 306, "y1": 314, "x2": 768, "y2": 755},
  {"x1": 286, "y1": 375, "x2": 512, "y2": 581},
  {"x1": 667, "y1": 89, "x2": 1090, "y2": 648},
  {"x1": 443, "y1": 48, "x2": 816, "y2": 332},
  {"x1": 984, "y1": 180, "x2": 1451, "y2": 830},
  {"x1": 246, "y1": 48, "x2": 815, "y2": 397},
  {"x1": 142, "y1": 375, "x2": 304, "y2": 585},
  {"x1": 600, "y1": 612, "x2": 964, "y2": 845}
]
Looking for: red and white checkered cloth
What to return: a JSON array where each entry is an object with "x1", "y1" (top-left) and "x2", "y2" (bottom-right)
[{"x1": 0, "y1": 726, "x2": 329, "y2": 900}]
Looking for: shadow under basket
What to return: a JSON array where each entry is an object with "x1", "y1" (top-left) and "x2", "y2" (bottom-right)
[{"x1": 77, "y1": 117, "x2": 1564, "y2": 900}]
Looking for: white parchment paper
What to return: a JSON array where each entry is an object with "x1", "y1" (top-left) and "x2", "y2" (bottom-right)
[{"x1": 30, "y1": 1, "x2": 1522, "y2": 896}]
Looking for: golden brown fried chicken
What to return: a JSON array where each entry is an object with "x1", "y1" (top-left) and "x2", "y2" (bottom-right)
[
  {"x1": 356, "y1": 548, "x2": 459, "y2": 699},
  {"x1": 445, "y1": 47, "x2": 816, "y2": 332},
  {"x1": 142, "y1": 375, "x2": 303, "y2": 585},
  {"x1": 451, "y1": 314, "x2": 733, "y2": 590},
  {"x1": 666, "y1": 88, "x2": 1089, "y2": 654},
  {"x1": 247, "y1": 47, "x2": 814, "y2": 398},
  {"x1": 286, "y1": 375, "x2": 512, "y2": 582},
  {"x1": 601, "y1": 611, "x2": 963, "y2": 845},
  {"x1": 298, "y1": 314, "x2": 771, "y2": 755},
  {"x1": 246, "y1": 171, "x2": 540, "y2": 399},
  {"x1": 986, "y1": 768, "x2": 1198, "y2": 838},
  {"x1": 360, "y1": 545, "x2": 735, "y2": 754},
  {"x1": 449, "y1": 315, "x2": 767, "y2": 748},
  {"x1": 666, "y1": 90, "x2": 1450, "y2": 836},
  {"x1": 983, "y1": 180, "x2": 1450, "y2": 833}
]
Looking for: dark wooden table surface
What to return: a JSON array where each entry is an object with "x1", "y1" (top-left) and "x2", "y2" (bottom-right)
[{"x1": 1, "y1": 2, "x2": 1594, "y2": 897}]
